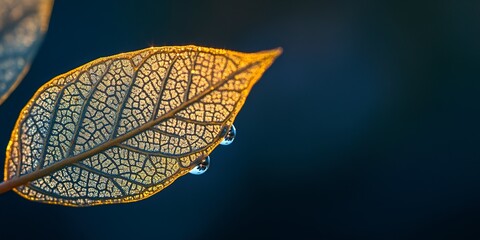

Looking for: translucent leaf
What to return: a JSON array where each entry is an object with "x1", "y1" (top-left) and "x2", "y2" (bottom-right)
[
  {"x1": 0, "y1": 0, "x2": 54, "y2": 105},
  {"x1": 1, "y1": 45, "x2": 281, "y2": 206}
]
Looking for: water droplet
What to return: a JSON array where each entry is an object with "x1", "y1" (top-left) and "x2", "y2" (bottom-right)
[
  {"x1": 220, "y1": 124, "x2": 236, "y2": 145},
  {"x1": 189, "y1": 156, "x2": 210, "y2": 175}
]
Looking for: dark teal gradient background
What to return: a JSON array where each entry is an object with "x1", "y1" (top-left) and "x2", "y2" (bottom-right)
[{"x1": 1, "y1": 0, "x2": 480, "y2": 239}]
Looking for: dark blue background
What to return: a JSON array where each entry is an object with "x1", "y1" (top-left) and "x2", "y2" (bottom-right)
[{"x1": 1, "y1": 0, "x2": 480, "y2": 239}]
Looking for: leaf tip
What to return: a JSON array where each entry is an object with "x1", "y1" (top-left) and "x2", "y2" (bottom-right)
[
  {"x1": 272, "y1": 47, "x2": 283, "y2": 57},
  {"x1": 259, "y1": 47, "x2": 283, "y2": 60},
  {"x1": 252, "y1": 47, "x2": 282, "y2": 72}
]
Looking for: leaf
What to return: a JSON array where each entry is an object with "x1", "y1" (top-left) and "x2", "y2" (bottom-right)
[
  {"x1": 0, "y1": 0, "x2": 54, "y2": 105},
  {"x1": 1, "y1": 45, "x2": 281, "y2": 206}
]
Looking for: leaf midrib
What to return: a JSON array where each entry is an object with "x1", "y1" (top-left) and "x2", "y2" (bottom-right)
[{"x1": 8, "y1": 56, "x2": 263, "y2": 189}]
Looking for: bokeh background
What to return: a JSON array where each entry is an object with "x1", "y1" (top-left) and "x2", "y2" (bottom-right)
[{"x1": 1, "y1": 0, "x2": 480, "y2": 239}]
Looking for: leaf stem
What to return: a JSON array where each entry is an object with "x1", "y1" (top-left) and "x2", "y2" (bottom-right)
[{"x1": 0, "y1": 179, "x2": 16, "y2": 194}]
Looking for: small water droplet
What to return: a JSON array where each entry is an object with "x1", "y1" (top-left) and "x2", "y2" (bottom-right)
[
  {"x1": 220, "y1": 125, "x2": 236, "y2": 145},
  {"x1": 189, "y1": 156, "x2": 210, "y2": 175}
]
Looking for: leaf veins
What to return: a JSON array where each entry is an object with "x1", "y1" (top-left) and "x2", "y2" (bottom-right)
[{"x1": 2, "y1": 45, "x2": 281, "y2": 206}]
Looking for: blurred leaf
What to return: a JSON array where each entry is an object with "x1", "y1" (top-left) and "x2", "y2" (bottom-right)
[
  {"x1": 2, "y1": 45, "x2": 281, "y2": 206},
  {"x1": 0, "y1": 0, "x2": 54, "y2": 105}
]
